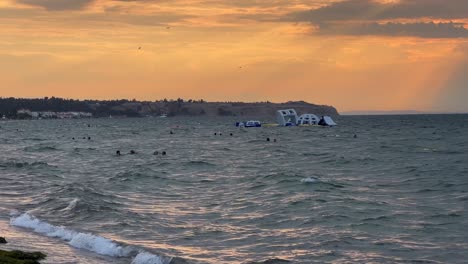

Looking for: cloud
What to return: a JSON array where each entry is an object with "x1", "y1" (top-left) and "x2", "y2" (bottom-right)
[
  {"x1": 287, "y1": 0, "x2": 468, "y2": 38},
  {"x1": 17, "y1": 0, "x2": 95, "y2": 10},
  {"x1": 319, "y1": 21, "x2": 468, "y2": 38},
  {"x1": 293, "y1": 0, "x2": 468, "y2": 22}
]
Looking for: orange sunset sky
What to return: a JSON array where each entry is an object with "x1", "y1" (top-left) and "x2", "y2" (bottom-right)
[{"x1": 0, "y1": 0, "x2": 467, "y2": 112}]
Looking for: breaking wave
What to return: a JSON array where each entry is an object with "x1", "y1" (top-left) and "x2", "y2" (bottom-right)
[{"x1": 10, "y1": 212, "x2": 172, "y2": 264}]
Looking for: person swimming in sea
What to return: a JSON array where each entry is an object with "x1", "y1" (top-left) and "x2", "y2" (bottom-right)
[{"x1": 116, "y1": 150, "x2": 121, "y2": 156}]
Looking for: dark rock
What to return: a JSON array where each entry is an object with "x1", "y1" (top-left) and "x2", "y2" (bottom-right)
[
  {"x1": 0, "y1": 249, "x2": 46, "y2": 264},
  {"x1": 0, "y1": 237, "x2": 6, "y2": 243}
]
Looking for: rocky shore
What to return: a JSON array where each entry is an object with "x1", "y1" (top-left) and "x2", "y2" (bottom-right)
[{"x1": 0, "y1": 237, "x2": 46, "y2": 264}]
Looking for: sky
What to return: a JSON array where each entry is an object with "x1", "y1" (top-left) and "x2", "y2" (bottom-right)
[{"x1": 0, "y1": 0, "x2": 467, "y2": 112}]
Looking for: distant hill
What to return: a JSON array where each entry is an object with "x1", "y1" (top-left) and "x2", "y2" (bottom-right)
[{"x1": 0, "y1": 97, "x2": 339, "y2": 118}]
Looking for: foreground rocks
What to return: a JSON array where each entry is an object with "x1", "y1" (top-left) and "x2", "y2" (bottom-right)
[
  {"x1": 0, "y1": 250, "x2": 46, "y2": 264},
  {"x1": 0, "y1": 237, "x2": 46, "y2": 264}
]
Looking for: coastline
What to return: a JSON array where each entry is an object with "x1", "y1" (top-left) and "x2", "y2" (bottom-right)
[
  {"x1": 0, "y1": 218, "x2": 127, "y2": 264},
  {"x1": 0, "y1": 98, "x2": 339, "y2": 120}
]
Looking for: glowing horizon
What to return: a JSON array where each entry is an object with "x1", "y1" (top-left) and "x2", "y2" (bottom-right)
[{"x1": 1, "y1": 0, "x2": 467, "y2": 112}]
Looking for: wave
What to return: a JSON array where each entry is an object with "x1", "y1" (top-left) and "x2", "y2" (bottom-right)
[
  {"x1": 10, "y1": 212, "x2": 172, "y2": 264},
  {"x1": 300, "y1": 177, "x2": 319, "y2": 183},
  {"x1": 185, "y1": 160, "x2": 216, "y2": 166},
  {"x1": 132, "y1": 252, "x2": 167, "y2": 264},
  {"x1": 0, "y1": 161, "x2": 53, "y2": 168},
  {"x1": 300, "y1": 177, "x2": 344, "y2": 189},
  {"x1": 23, "y1": 145, "x2": 58, "y2": 152},
  {"x1": 60, "y1": 198, "x2": 80, "y2": 212},
  {"x1": 247, "y1": 258, "x2": 291, "y2": 264}
]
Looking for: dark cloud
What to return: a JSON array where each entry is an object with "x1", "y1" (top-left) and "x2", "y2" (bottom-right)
[
  {"x1": 287, "y1": 0, "x2": 468, "y2": 38},
  {"x1": 17, "y1": 0, "x2": 95, "y2": 10},
  {"x1": 293, "y1": 0, "x2": 468, "y2": 22},
  {"x1": 319, "y1": 22, "x2": 468, "y2": 38}
]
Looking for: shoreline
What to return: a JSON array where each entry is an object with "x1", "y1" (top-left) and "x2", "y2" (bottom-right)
[{"x1": 0, "y1": 218, "x2": 127, "y2": 264}]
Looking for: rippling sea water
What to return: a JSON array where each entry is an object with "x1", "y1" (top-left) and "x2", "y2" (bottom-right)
[{"x1": 1, "y1": 115, "x2": 467, "y2": 264}]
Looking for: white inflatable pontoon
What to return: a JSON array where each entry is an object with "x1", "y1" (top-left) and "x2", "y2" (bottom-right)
[
  {"x1": 276, "y1": 109, "x2": 298, "y2": 126},
  {"x1": 236, "y1": 120, "x2": 261, "y2": 127},
  {"x1": 297, "y1": 114, "x2": 319, "y2": 126},
  {"x1": 318, "y1": 116, "x2": 337, "y2": 126}
]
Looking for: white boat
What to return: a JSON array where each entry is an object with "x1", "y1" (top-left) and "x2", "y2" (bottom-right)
[{"x1": 236, "y1": 120, "x2": 261, "y2": 127}]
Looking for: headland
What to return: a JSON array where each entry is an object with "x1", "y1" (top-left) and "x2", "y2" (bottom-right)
[{"x1": 0, "y1": 97, "x2": 339, "y2": 119}]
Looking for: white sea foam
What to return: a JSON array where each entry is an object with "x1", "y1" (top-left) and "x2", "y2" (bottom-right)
[
  {"x1": 301, "y1": 177, "x2": 319, "y2": 183},
  {"x1": 132, "y1": 252, "x2": 166, "y2": 264},
  {"x1": 62, "y1": 198, "x2": 79, "y2": 212},
  {"x1": 10, "y1": 212, "x2": 171, "y2": 263}
]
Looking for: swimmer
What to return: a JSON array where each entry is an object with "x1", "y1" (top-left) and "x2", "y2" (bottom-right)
[
  {"x1": 116, "y1": 150, "x2": 121, "y2": 156},
  {"x1": 170, "y1": 131, "x2": 174, "y2": 135},
  {"x1": 72, "y1": 137, "x2": 75, "y2": 140},
  {"x1": 214, "y1": 133, "x2": 217, "y2": 136},
  {"x1": 130, "y1": 150, "x2": 136, "y2": 155},
  {"x1": 230, "y1": 133, "x2": 233, "y2": 136},
  {"x1": 153, "y1": 151, "x2": 159, "y2": 155},
  {"x1": 266, "y1": 137, "x2": 270, "y2": 142},
  {"x1": 162, "y1": 151, "x2": 167, "y2": 156},
  {"x1": 88, "y1": 137, "x2": 91, "y2": 140}
]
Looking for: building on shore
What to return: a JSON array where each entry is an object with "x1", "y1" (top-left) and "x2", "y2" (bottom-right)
[{"x1": 16, "y1": 109, "x2": 93, "y2": 119}]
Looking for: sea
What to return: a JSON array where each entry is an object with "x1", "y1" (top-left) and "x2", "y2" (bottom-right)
[{"x1": 0, "y1": 115, "x2": 467, "y2": 264}]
